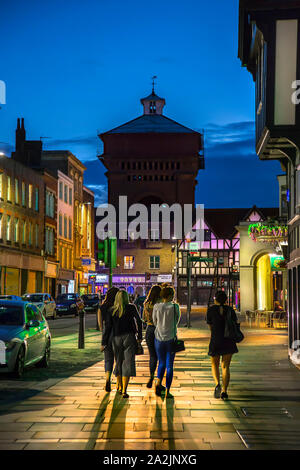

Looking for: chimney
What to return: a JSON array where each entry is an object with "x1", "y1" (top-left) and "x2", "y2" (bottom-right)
[{"x1": 14, "y1": 117, "x2": 26, "y2": 162}]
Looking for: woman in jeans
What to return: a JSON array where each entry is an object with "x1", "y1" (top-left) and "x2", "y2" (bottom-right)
[
  {"x1": 143, "y1": 285, "x2": 162, "y2": 389},
  {"x1": 98, "y1": 287, "x2": 119, "y2": 392},
  {"x1": 101, "y1": 290, "x2": 142, "y2": 398},
  {"x1": 207, "y1": 290, "x2": 238, "y2": 400},
  {"x1": 153, "y1": 286, "x2": 181, "y2": 399}
]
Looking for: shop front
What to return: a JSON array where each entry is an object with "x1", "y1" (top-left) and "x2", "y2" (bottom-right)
[
  {"x1": 44, "y1": 260, "x2": 59, "y2": 298},
  {"x1": 0, "y1": 250, "x2": 44, "y2": 296},
  {"x1": 57, "y1": 268, "x2": 75, "y2": 296},
  {"x1": 112, "y1": 274, "x2": 146, "y2": 295}
]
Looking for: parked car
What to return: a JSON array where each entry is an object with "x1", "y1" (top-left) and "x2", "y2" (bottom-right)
[
  {"x1": 81, "y1": 294, "x2": 100, "y2": 313},
  {"x1": 55, "y1": 293, "x2": 84, "y2": 317},
  {"x1": 0, "y1": 300, "x2": 51, "y2": 378},
  {"x1": 0, "y1": 295, "x2": 22, "y2": 301},
  {"x1": 22, "y1": 293, "x2": 56, "y2": 320}
]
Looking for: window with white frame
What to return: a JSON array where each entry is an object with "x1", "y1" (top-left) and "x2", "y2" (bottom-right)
[
  {"x1": 15, "y1": 179, "x2": 19, "y2": 204},
  {"x1": 14, "y1": 218, "x2": 19, "y2": 242},
  {"x1": 59, "y1": 181, "x2": 63, "y2": 200},
  {"x1": 6, "y1": 215, "x2": 11, "y2": 241},
  {"x1": 7, "y1": 176, "x2": 11, "y2": 201},
  {"x1": 124, "y1": 256, "x2": 134, "y2": 269},
  {"x1": 64, "y1": 185, "x2": 68, "y2": 203},
  {"x1": 28, "y1": 184, "x2": 33, "y2": 208},
  {"x1": 149, "y1": 255, "x2": 160, "y2": 269}
]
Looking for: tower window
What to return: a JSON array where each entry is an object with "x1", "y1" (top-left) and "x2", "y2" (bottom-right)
[{"x1": 149, "y1": 101, "x2": 156, "y2": 114}]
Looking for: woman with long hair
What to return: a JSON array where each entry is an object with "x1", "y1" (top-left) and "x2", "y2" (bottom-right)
[
  {"x1": 101, "y1": 290, "x2": 143, "y2": 398},
  {"x1": 153, "y1": 286, "x2": 181, "y2": 399},
  {"x1": 143, "y1": 285, "x2": 162, "y2": 388},
  {"x1": 206, "y1": 290, "x2": 239, "y2": 400},
  {"x1": 98, "y1": 287, "x2": 119, "y2": 392}
]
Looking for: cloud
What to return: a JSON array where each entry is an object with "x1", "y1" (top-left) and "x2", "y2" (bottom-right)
[
  {"x1": 84, "y1": 183, "x2": 107, "y2": 206},
  {"x1": 203, "y1": 121, "x2": 256, "y2": 158}
]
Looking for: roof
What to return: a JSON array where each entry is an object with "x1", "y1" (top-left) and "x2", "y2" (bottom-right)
[
  {"x1": 42, "y1": 150, "x2": 86, "y2": 171},
  {"x1": 140, "y1": 92, "x2": 165, "y2": 102},
  {"x1": 101, "y1": 114, "x2": 199, "y2": 135},
  {"x1": 204, "y1": 206, "x2": 279, "y2": 240}
]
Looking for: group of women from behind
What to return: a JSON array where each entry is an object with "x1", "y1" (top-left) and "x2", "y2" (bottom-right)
[
  {"x1": 100, "y1": 284, "x2": 180, "y2": 399},
  {"x1": 100, "y1": 285, "x2": 239, "y2": 401}
]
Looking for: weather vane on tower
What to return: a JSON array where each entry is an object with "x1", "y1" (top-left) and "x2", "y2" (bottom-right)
[{"x1": 152, "y1": 75, "x2": 157, "y2": 93}]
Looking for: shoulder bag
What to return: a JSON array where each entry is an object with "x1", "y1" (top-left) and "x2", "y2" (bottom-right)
[
  {"x1": 224, "y1": 306, "x2": 244, "y2": 343},
  {"x1": 172, "y1": 304, "x2": 185, "y2": 353}
]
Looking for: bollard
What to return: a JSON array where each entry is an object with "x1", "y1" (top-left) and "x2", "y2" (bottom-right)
[{"x1": 78, "y1": 310, "x2": 85, "y2": 349}]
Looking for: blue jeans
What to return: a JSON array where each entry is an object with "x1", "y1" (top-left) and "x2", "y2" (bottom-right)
[{"x1": 154, "y1": 338, "x2": 175, "y2": 390}]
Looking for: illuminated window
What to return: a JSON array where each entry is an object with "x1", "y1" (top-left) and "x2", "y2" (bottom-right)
[
  {"x1": 15, "y1": 179, "x2": 19, "y2": 204},
  {"x1": 149, "y1": 256, "x2": 160, "y2": 269},
  {"x1": 22, "y1": 221, "x2": 26, "y2": 244},
  {"x1": 28, "y1": 184, "x2": 33, "y2": 208},
  {"x1": 124, "y1": 256, "x2": 134, "y2": 269},
  {"x1": 35, "y1": 188, "x2": 39, "y2": 211},
  {"x1": 6, "y1": 215, "x2": 11, "y2": 241},
  {"x1": 7, "y1": 176, "x2": 11, "y2": 201},
  {"x1": 0, "y1": 173, "x2": 3, "y2": 198},
  {"x1": 14, "y1": 218, "x2": 19, "y2": 242},
  {"x1": 22, "y1": 182, "x2": 26, "y2": 206},
  {"x1": 0, "y1": 213, "x2": 2, "y2": 239}
]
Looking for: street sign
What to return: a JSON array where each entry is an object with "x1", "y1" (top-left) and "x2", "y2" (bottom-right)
[
  {"x1": 188, "y1": 257, "x2": 214, "y2": 263},
  {"x1": 81, "y1": 258, "x2": 91, "y2": 266},
  {"x1": 157, "y1": 274, "x2": 173, "y2": 283}
]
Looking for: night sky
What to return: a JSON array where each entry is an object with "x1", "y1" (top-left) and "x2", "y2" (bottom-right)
[{"x1": 1, "y1": 0, "x2": 281, "y2": 208}]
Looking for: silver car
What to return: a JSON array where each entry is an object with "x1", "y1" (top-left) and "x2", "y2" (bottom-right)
[{"x1": 0, "y1": 300, "x2": 51, "y2": 378}]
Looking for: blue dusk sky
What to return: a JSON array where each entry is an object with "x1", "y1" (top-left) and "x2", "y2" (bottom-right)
[{"x1": 0, "y1": 0, "x2": 281, "y2": 208}]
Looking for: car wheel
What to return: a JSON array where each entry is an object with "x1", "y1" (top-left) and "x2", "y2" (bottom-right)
[
  {"x1": 36, "y1": 341, "x2": 51, "y2": 368},
  {"x1": 12, "y1": 346, "x2": 25, "y2": 378}
]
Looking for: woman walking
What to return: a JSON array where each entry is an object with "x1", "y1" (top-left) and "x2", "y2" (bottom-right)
[
  {"x1": 207, "y1": 290, "x2": 238, "y2": 400},
  {"x1": 98, "y1": 287, "x2": 119, "y2": 392},
  {"x1": 152, "y1": 286, "x2": 180, "y2": 399},
  {"x1": 101, "y1": 290, "x2": 143, "y2": 398},
  {"x1": 143, "y1": 285, "x2": 162, "y2": 389}
]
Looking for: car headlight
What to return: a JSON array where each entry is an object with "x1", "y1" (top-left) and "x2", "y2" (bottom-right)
[
  {"x1": 70, "y1": 303, "x2": 76, "y2": 308},
  {"x1": 5, "y1": 340, "x2": 18, "y2": 352}
]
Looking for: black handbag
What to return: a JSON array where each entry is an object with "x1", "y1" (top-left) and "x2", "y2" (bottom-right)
[
  {"x1": 224, "y1": 306, "x2": 244, "y2": 343},
  {"x1": 135, "y1": 337, "x2": 144, "y2": 355},
  {"x1": 172, "y1": 304, "x2": 185, "y2": 353}
]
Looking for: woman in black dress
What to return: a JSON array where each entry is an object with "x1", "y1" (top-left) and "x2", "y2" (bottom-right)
[
  {"x1": 206, "y1": 290, "x2": 238, "y2": 400},
  {"x1": 98, "y1": 287, "x2": 119, "y2": 392}
]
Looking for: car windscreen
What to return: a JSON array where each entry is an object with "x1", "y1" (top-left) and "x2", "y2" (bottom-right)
[
  {"x1": 57, "y1": 294, "x2": 76, "y2": 302},
  {"x1": 22, "y1": 294, "x2": 44, "y2": 303},
  {"x1": 0, "y1": 296, "x2": 13, "y2": 300},
  {"x1": 0, "y1": 305, "x2": 24, "y2": 325},
  {"x1": 82, "y1": 295, "x2": 98, "y2": 301}
]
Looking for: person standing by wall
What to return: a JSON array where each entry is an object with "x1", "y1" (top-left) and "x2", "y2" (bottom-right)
[
  {"x1": 143, "y1": 285, "x2": 162, "y2": 389},
  {"x1": 153, "y1": 286, "x2": 180, "y2": 399},
  {"x1": 101, "y1": 290, "x2": 142, "y2": 398}
]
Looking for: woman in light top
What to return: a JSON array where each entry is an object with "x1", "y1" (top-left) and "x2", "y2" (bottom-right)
[
  {"x1": 152, "y1": 286, "x2": 180, "y2": 399},
  {"x1": 143, "y1": 285, "x2": 162, "y2": 389}
]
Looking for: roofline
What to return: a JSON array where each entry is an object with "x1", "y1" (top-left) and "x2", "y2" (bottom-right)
[{"x1": 42, "y1": 150, "x2": 86, "y2": 171}]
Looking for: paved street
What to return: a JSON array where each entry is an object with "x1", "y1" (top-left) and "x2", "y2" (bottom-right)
[{"x1": 0, "y1": 319, "x2": 300, "y2": 450}]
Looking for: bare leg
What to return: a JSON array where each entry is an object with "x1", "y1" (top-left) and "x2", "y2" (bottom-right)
[
  {"x1": 221, "y1": 354, "x2": 232, "y2": 393},
  {"x1": 116, "y1": 375, "x2": 122, "y2": 392},
  {"x1": 211, "y1": 356, "x2": 220, "y2": 386},
  {"x1": 122, "y1": 376, "x2": 130, "y2": 395}
]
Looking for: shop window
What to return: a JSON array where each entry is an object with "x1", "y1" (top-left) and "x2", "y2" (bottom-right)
[
  {"x1": 124, "y1": 256, "x2": 134, "y2": 269},
  {"x1": 15, "y1": 179, "x2": 19, "y2": 204},
  {"x1": 149, "y1": 256, "x2": 160, "y2": 269}
]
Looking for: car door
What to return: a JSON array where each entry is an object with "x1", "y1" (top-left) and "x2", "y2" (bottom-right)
[{"x1": 24, "y1": 305, "x2": 41, "y2": 363}]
